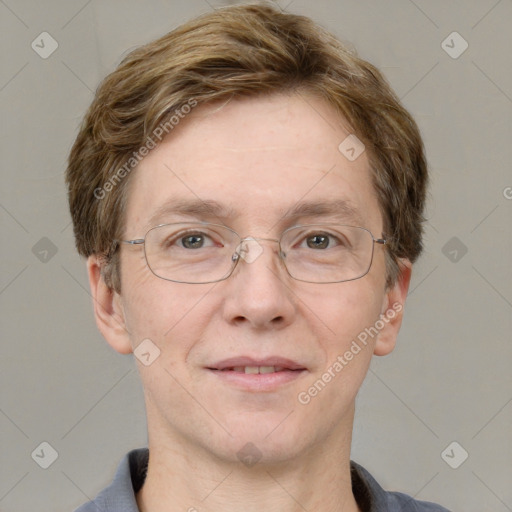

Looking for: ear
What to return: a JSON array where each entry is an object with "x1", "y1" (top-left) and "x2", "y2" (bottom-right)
[
  {"x1": 87, "y1": 255, "x2": 133, "y2": 355},
  {"x1": 373, "y1": 259, "x2": 412, "y2": 356}
]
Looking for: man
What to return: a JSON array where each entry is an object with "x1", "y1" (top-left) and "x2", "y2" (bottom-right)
[{"x1": 66, "y1": 3, "x2": 448, "y2": 511}]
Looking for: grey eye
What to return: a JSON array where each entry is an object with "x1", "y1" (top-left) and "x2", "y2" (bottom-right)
[
  {"x1": 306, "y1": 234, "x2": 331, "y2": 249},
  {"x1": 181, "y1": 234, "x2": 206, "y2": 249}
]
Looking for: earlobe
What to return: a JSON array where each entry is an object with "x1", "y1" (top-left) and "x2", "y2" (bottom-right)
[
  {"x1": 87, "y1": 255, "x2": 133, "y2": 355},
  {"x1": 373, "y1": 259, "x2": 412, "y2": 356}
]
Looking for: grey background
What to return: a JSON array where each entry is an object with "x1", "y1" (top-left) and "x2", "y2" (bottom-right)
[{"x1": 1, "y1": 0, "x2": 511, "y2": 511}]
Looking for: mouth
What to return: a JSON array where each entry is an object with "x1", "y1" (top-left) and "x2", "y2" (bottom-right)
[
  {"x1": 212, "y1": 365, "x2": 299, "y2": 374},
  {"x1": 206, "y1": 357, "x2": 307, "y2": 391},
  {"x1": 208, "y1": 356, "x2": 306, "y2": 372}
]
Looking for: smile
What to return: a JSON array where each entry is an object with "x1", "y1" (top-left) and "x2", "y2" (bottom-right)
[
  {"x1": 207, "y1": 359, "x2": 307, "y2": 392},
  {"x1": 219, "y1": 366, "x2": 289, "y2": 374}
]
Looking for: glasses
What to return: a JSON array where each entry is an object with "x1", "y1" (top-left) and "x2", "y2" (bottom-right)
[{"x1": 118, "y1": 222, "x2": 386, "y2": 284}]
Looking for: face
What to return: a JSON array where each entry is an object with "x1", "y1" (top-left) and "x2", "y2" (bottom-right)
[{"x1": 90, "y1": 92, "x2": 410, "y2": 465}]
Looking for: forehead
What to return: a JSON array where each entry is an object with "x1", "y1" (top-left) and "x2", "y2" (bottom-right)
[{"x1": 125, "y1": 93, "x2": 382, "y2": 234}]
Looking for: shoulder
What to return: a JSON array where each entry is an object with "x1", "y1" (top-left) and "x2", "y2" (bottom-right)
[
  {"x1": 384, "y1": 490, "x2": 452, "y2": 511},
  {"x1": 73, "y1": 448, "x2": 149, "y2": 512},
  {"x1": 74, "y1": 501, "x2": 101, "y2": 512},
  {"x1": 351, "y1": 461, "x2": 451, "y2": 512}
]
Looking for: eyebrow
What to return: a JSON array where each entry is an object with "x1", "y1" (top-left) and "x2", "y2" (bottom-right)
[
  {"x1": 283, "y1": 199, "x2": 364, "y2": 225},
  {"x1": 144, "y1": 199, "x2": 236, "y2": 230},
  {"x1": 144, "y1": 197, "x2": 364, "y2": 231}
]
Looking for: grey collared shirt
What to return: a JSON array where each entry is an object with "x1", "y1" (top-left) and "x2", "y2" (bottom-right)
[{"x1": 74, "y1": 448, "x2": 450, "y2": 512}]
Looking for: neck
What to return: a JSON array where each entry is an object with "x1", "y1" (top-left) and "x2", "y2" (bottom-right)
[{"x1": 136, "y1": 414, "x2": 360, "y2": 512}]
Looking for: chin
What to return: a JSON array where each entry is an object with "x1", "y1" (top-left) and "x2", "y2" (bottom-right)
[{"x1": 210, "y1": 420, "x2": 312, "y2": 467}]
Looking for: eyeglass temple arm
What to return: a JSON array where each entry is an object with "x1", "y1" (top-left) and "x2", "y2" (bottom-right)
[{"x1": 120, "y1": 239, "x2": 145, "y2": 245}]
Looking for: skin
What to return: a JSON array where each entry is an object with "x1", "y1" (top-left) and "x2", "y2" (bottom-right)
[{"x1": 88, "y1": 92, "x2": 411, "y2": 512}]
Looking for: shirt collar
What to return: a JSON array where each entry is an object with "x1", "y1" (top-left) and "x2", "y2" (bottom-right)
[{"x1": 79, "y1": 448, "x2": 426, "y2": 512}]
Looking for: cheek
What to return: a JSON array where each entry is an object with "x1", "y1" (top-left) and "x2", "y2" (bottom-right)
[
  {"x1": 293, "y1": 284, "x2": 383, "y2": 427},
  {"x1": 121, "y1": 262, "x2": 164, "y2": 339},
  {"x1": 121, "y1": 259, "x2": 217, "y2": 358},
  {"x1": 306, "y1": 280, "x2": 384, "y2": 350}
]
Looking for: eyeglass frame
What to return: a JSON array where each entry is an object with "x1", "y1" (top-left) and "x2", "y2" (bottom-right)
[{"x1": 115, "y1": 222, "x2": 387, "y2": 284}]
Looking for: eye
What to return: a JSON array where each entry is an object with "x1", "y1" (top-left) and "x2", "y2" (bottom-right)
[
  {"x1": 306, "y1": 234, "x2": 331, "y2": 249},
  {"x1": 180, "y1": 233, "x2": 208, "y2": 249},
  {"x1": 176, "y1": 231, "x2": 220, "y2": 249},
  {"x1": 159, "y1": 230, "x2": 219, "y2": 250},
  {"x1": 151, "y1": 225, "x2": 229, "y2": 255},
  {"x1": 301, "y1": 232, "x2": 342, "y2": 250}
]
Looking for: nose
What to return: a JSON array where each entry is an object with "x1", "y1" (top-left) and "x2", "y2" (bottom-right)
[{"x1": 222, "y1": 237, "x2": 296, "y2": 330}]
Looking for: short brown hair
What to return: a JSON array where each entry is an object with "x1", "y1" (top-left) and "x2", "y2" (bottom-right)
[{"x1": 66, "y1": 2, "x2": 428, "y2": 291}]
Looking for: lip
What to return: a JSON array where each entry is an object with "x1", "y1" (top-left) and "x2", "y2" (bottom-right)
[
  {"x1": 206, "y1": 356, "x2": 308, "y2": 392},
  {"x1": 208, "y1": 356, "x2": 307, "y2": 371}
]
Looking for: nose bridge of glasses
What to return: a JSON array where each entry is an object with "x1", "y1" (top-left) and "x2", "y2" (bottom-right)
[
  {"x1": 244, "y1": 236, "x2": 280, "y2": 244},
  {"x1": 234, "y1": 236, "x2": 281, "y2": 264}
]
